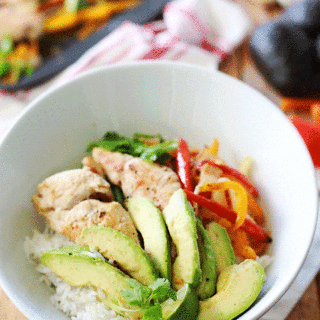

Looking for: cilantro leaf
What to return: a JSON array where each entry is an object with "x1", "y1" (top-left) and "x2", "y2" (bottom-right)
[
  {"x1": 142, "y1": 304, "x2": 163, "y2": 320},
  {"x1": 121, "y1": 279, "x2": 151, "y2": 308},
  {"x1": 121, "y1": 278, "x2": 177, "y2": 320},
  {"x1": 148, "y1": 278, "x2": 177, "y2": 304},
  {"x1": 86, "y1": 131, "x2": 178, "y2": 164}
]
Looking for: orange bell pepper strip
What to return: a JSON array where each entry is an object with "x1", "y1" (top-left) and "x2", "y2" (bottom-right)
[
  {"x1": 183, "y1": 189, "x2": 272, "y2": 243},
  {"x1": 280, "y1": 97, "x2": 320, "y2": 112},
  {"x1": 199, "y1": 181, "x2": 248, "y2": 230},
  {"x1": 247, "y1": 194, "x2": 264, "y2": 225},
  {"x1": 197, "y1": 160, "x2": 260, "y2": 198},
  {"x1": 311, "y1": 103, "x2": 320, "y2": 125},
  {"x1": 232, "y1": 229, "x2": 257, "y2": 260}
]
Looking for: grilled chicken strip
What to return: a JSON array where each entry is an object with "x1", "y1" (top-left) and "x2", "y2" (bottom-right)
[
  {"x1": 0, "y1": 6, "x2": 44, "y2": 41},
  {"x1": 32, "y1": 168, "x2": 140, "y2": 244},
  {"x1": 82, "y1": 156, "x2": 105, "y2": 177},
  {"x1": 47, "y1": 200, "x2": 140, "y2": 244},
  {"x1": 84, "y1": 148, "x2": 181, "y2": 211},
  {"x1": 32, "y1": 168, "x2": 113, "y2": 214}
]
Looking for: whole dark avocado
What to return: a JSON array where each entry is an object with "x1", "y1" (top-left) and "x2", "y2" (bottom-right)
[
  {"x1": 250, "y1": 21, "x2": 319, "y2": 97},
  {"x1": 279, "y1": 0, "x2": 320, "y2": 37}
]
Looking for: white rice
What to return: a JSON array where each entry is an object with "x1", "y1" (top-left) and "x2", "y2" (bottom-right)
[
  {"x1": 24, "y1": 227, "x2": 273, "y2": 319},
  {"x1": 256, "y1": 254, "x2": 274, "y2": 270},
  {"x1": 24, "y1": 226, "x2": 127, "y2": 320}
]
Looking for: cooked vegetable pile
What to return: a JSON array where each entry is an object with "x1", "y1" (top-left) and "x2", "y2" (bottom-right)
[
  {"x1": 33, "y1": 131, "x2": 272, "y2": 320},
  {"x1": 250, "y1": 0, "x2": 320, "y2": 98},
  {"x1": 0, "y1": 0, "x2": 139, "y2": 85}
]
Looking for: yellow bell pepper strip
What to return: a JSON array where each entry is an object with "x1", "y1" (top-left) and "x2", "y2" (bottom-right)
[
  {"x1": 80, "y1": 2, "x2": 114, "y2": 22},
  {"x1": 176, "y1": 138, "x2": 193, "y2": 191},
  {"x1": 80, "y1": 0, "x2": 139, "y2": 23},
  {"x1": 45, "y1": 11, "x2": 79, "y2": 33},
  {"x1": 183, "y1": 189, "x2": 272, "y2": 243},
  {"x1": 107, "y1": 0, "x2": 140, "y2": 13},
  {"x1": 199, "y1": 181, "x2": 248, "y2": 230},
  {"x1": 197, "y1": 160, "x2": 260, "y2": 198},
  {"x1": 208, "y1": 138, "x2": 219, "y2": 156}
]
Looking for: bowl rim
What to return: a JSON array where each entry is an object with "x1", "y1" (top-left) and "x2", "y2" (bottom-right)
[{"x1": 0, "y1": 60, "x2": 318, "y2": 320}]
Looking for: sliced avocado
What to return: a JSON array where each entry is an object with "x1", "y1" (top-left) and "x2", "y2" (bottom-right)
[
  {"x1": 126, "y1": 196, "x2": 172, "y2": 281},
  {"x1": 162, "y1": 189, "x2": 202, "y2": 290},
  {"x1": 41, "y1": 245, "x2": 143, "y2": 319},
  {"x1": 161, "y1": 283, "x2": 199, "y2": 320},
  {"x1": 196, "y1": 219, "x2": 218, "y2": 300},
  {"x1": 198, "y1": 259, "x2": 265, "y2": 320},
  {"x1": 205, "y1": 222, "x2": 235, "y2": 274},
  {"x1": 79, "y1": 226, "x2": 158, "y2": 286}
]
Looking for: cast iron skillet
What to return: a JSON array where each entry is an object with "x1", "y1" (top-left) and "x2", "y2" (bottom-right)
[{"x1": 0, "y1": 0, "x2": 170, "y2": 93}]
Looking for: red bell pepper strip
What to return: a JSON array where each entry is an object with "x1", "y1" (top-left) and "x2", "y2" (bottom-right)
[
  {"x1": 183, "y1": 189, "x2": 271, "y2": 243},
  {"x1": 197, "y1": 160, "x2": 260, "y2": 198},
  {"x1": 241, "y1": 219, "x2": 271, "y2": 243},
  {"x1": 199, "y1": 181, "x2": 248, "y2": 230},
  {"x1": 183, "y1": 189, "x2": 237, "y2": 223},
  {"x1": 176, "y1": 138, "x2": 193, "y2": 191}
]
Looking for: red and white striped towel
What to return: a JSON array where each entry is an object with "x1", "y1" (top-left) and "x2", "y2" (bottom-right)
[{"x1": 56, "y1": 21, "x2": 223, "y2": 85}]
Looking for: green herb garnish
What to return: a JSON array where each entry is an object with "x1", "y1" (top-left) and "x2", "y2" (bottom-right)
[
  {"x1": 0, "y1": 35, "x2": 13, "y2": 78},
  {"x1": 121, "y1": 278, "x2": 177, "y2": 320},
  {"x1": 0, "y1": 35, "x2": 14, "y2": 55},
  {"x1": 0, "y1": 60, "x2": 11, "y2": 78},
  {"x1": 110, "y1": 184, "x2": 125, "y2": 207},
  {"x1": 87, "y1": 131, "x2": 178, "y2": 164}
]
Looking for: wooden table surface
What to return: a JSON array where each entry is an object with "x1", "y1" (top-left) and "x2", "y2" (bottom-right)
[{"x1": 1, "y1": 0, "x2": 320, "y2": 319}]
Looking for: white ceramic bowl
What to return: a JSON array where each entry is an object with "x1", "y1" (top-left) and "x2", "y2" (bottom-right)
[{"x1": 0, "y1": 61, "x2": 318, "y2": 320}]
